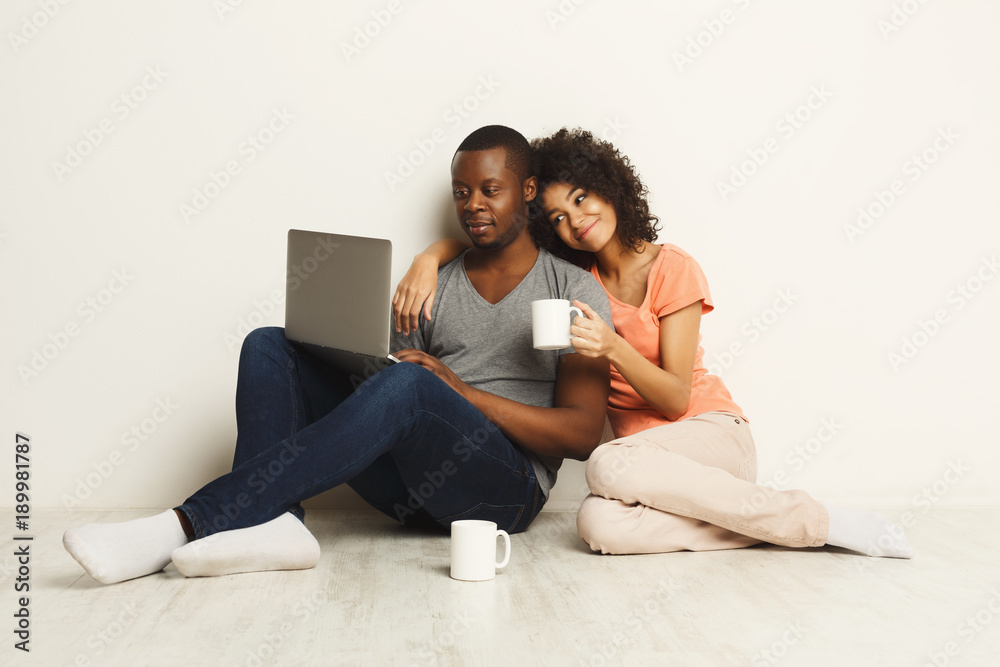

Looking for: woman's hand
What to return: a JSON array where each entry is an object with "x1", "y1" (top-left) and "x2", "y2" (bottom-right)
[
  {"x1": 392, "y1": 254, "x2": 440, "y2": 335},
  {"x1": 569, "y1": 300, "x2": 622, "y2": 360}
]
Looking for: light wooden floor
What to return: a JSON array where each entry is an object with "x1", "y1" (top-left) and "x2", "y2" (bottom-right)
[{"x1": 6, "y1": 507, "x2": 999, "y2": 666}]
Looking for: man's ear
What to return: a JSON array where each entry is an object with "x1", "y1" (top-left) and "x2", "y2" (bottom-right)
[{"x1": 522, "y1": 176, "x2": 538, "y2": 202}]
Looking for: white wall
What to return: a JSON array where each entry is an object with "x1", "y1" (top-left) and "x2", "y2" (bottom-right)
[{"x1": 2, "y1": 0, "x2": 998, "y2": 515}]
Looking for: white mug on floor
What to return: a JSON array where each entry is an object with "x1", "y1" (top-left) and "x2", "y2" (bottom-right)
[
  {"x1": 450, "y1": 520, "x2": 511, "y2": 581},
  {"x1": 531, "y1": 299, "x2": 585, "y2": 350}
]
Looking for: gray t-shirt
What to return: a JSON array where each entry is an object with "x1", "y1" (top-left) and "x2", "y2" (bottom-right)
[{"x1": 390, "y1": 248, "x2": 613, "y2": 499}]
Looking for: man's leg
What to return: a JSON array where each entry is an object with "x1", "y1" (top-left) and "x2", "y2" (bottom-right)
[
  {"x1": 176, "y1": 362, "x2": 541, "y2": 536},
  {"x1": 345, "y1": 454, "x2": 443, "y2": 529},
  {"x1": 63, "y1": 327, "x2": 351, "y2": 584},
  {"x1": 170, "y1": 326, "x2": 351, "y2": 576},
  {"x1": 174, "y1": 363, "x2": 542, "y2": 578},
  {"x1": 230, "y1": 327, "x2": 355, "y2": 520},
  {"x1": 66, "y1": 363, "x2": 540, "y2": 582}
]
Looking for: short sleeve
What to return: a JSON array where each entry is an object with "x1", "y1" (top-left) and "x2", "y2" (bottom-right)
[{"x1": 652, "y1": 250, "x2": 714, "y2": 319}]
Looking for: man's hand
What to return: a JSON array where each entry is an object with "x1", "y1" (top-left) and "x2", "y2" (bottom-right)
[{"x1": 393, "y1": 349, "x2": 468, "y2": 398}]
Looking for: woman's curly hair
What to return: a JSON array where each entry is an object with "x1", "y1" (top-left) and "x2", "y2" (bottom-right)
[{"x1": 529, "y1": 127, "x2": 660, "y2": 268}]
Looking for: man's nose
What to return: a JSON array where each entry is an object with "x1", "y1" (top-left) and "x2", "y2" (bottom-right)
[{"x1": 465, "y1": 190, "x2": 486, "y2": 211}]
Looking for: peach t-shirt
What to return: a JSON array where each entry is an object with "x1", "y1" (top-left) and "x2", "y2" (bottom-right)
[{"x1": 589, "y1": 244, "x2": 747, "y2": 438}]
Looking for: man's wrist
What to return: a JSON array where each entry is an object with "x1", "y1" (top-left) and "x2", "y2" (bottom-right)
[{"x1": 457, "y1": 380, "x2": 478, "y2": 404}]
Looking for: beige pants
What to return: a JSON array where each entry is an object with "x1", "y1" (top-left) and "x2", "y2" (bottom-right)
[{"x1": 577, "y1": 412, "x2": 830, "y2": 554}]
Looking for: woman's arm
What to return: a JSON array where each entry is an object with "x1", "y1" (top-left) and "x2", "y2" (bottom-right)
[
  {"x1": 392, "y1": 239, "x2": 470, "y2": 334},
  {"x1": 571, "y1": 300, "x2": 702, "y2": 422}
]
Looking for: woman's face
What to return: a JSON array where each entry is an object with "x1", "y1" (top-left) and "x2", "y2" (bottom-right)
[{"x1": 540, "y1": 182, "x2": 618, "y2": 253}]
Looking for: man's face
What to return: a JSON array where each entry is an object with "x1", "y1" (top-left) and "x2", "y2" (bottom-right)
[{"x1": 451, "y1": 148, "x2": 536, "y2": 250}]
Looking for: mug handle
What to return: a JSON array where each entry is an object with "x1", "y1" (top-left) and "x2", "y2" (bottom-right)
[
  {"x1": 495, "y1": 529, "x2": 511, "y2": 570},
  {"x1": 569, "y1": 306, "x2": 584, "y2": 324}
]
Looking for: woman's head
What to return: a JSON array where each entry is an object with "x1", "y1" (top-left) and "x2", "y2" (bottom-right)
[{"x1": 529, "y1": 127, "x2": 660, "y2": 267}]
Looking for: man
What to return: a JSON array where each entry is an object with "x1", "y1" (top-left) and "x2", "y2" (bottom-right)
[{"x1": 63, "y1": 125, "x2": 613, "y2": 585}]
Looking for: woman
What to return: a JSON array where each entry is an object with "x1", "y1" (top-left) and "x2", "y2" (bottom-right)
[{"x1": 393, "y1": 127, "x2": 912, "y2": 558}]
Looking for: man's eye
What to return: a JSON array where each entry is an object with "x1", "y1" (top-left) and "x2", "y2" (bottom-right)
[{"x1": 484, "y1": 188, "x2": 499, "y2": 195}]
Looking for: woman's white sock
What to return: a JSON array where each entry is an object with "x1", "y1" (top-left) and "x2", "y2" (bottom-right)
[
  {"x1": 822, "y1": 502, "x2": 914, "y2": 558},
  {"x1": 62, "y1": 510, "x2": 189, "y2": 585},
  {"x1": 171, "y1": 512, "x2": 320, "y2": 578}
]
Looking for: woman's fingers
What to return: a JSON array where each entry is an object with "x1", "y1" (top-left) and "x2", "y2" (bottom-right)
[{"x1": 573, "y1": 300, "x2": 605, "y2": 324}]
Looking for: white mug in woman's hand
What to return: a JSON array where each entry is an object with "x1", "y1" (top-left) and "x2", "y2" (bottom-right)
[{"x1": 531, "y1": 299, "x2": 585, "y2": 350}]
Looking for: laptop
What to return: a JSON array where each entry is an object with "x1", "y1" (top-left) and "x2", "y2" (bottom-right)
[{"x1": 284, "y1": 229, "x2": 399, "y2": 383}]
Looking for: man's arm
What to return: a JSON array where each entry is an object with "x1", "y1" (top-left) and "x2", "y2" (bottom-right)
[{"x1": 393, "y1": 349, "x2": 609, "y2": 461}]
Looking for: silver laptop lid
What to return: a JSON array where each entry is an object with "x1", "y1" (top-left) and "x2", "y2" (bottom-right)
[{"x1": 284, "y1": 230, "x2": 392, "y2": 358}]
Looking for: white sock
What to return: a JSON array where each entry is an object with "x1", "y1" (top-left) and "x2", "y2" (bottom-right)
[
  {"x1": 170, "y1": 512, "x2": 320, "y2": 578},
  {"x1": 62, "y1": 510, "x2": 189, "y2": 584},
  {"x1": 821, "y1": 502, "x2": 914, "y2": 558}
]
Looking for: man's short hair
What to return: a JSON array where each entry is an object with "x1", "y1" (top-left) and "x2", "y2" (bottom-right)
[{"x1": 454, "y1": 125, "x2": 532, "y2": 183}]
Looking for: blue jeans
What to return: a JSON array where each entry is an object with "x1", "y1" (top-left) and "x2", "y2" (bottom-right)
[{"x1": 175, "y1": 327, "x2": 544, "y2": 539}]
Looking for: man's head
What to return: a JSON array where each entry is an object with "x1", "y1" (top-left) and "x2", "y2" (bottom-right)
[{"x1": 451, "y1": 125, "x2": 537, "y2": 250}]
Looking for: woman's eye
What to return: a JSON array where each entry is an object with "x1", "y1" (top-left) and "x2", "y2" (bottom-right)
[
  {"x1": 551, "y1": 214, "x2": 564, "y2": 226},
  {"x1": 574, "y1": 194, "x2": 586, "y2": 205}
]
